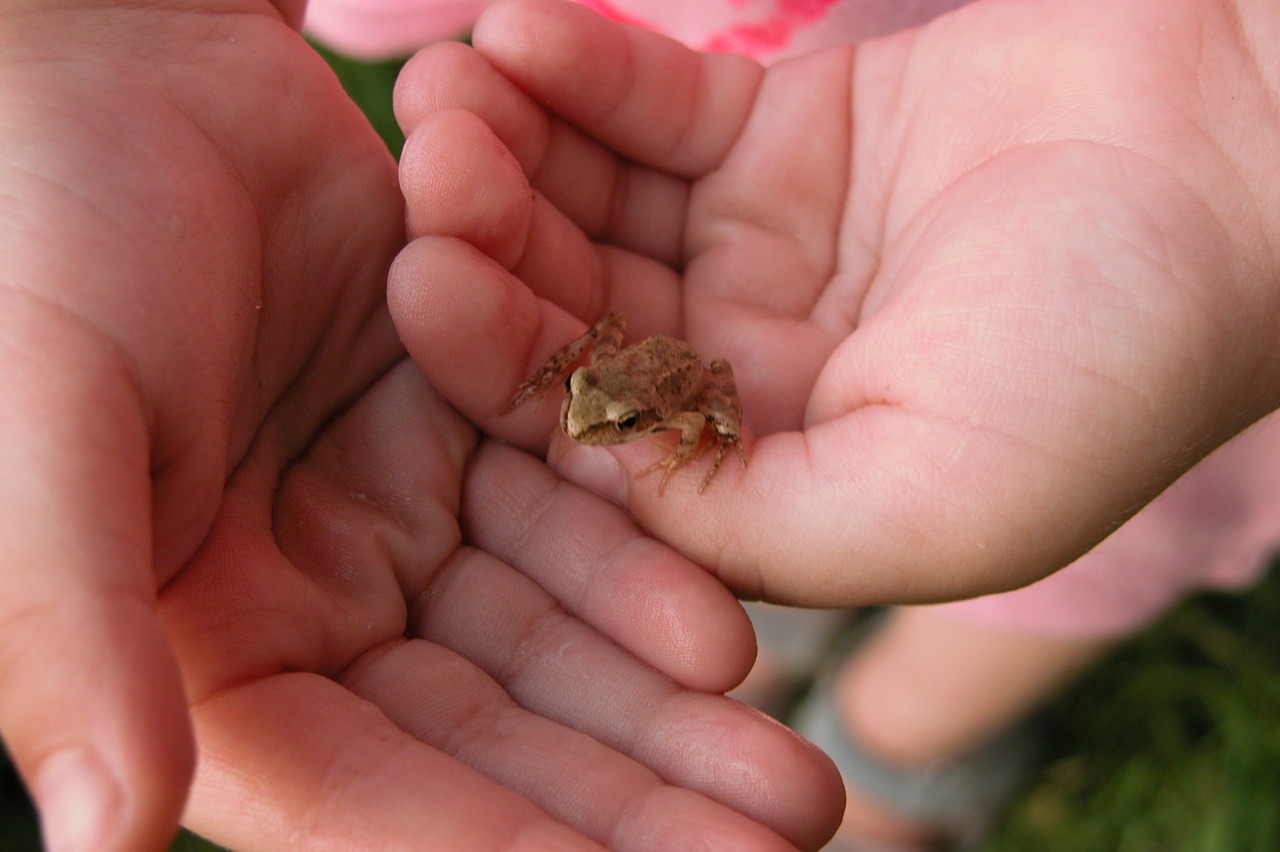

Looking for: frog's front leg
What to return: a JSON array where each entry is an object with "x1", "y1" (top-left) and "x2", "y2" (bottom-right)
[
  {"x1": 639, "y1": 412, "x2": 708, "y2": 496},
  {"x1": 696, "y1": 358, "x2": 747, "y2": 493},
  {"x1": 501, "y1": 312, "x2": 627, "y2": 413}
]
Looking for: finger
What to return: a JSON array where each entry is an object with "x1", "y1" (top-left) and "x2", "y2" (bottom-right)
[
  {"x1": 160, "y1": 362, "x2": 597, "y2": 849},
  {"x1": 472, "y1": 0, "x2": 763, "y2": 178},
  {"x1": 675, "y1": 46, "x2": 858, "y2": 400},
  {"x1": 395, "y1": 40, "x2": 544, "y2": 163},
  {"x1": 397, "y1": 0, "x2": 854, "y2": 433},
  {"x1": 408, "y1": 544, "x2": 843, "y2": 849},
  {"x1": 397, "y1": 107, "x2": 609, "y2": 317},
  {"x1": 254, "y1": 357, "x2": 754, "y2": 692},
  {"x1": 345, "y1": 640, "x2": 802, "y2": 850},
  {"x1": 464, "y1": 441, "x2": 756, "y2": 691},
  {"x1": 185, "y1": 673, "x2": 600, "y2": 850},
  {"x1": 551, "y1": 410, "x2": 988, "y2": 605},
  {"x1": 679, "y1": 47, "x2": 857, "y2": 307},
  {"x1": 388, "y1": 235, "x2": 680, "y2": 445},
  {"x1": 388, "y1": 235, "x2": 577, "y2": 445},
  {"x1": 0, "y1": 329, "x2": 192, "y2": 852},
  {"x1": 396, "y1": 39, "x2": 695, "y2": 266},
  {"x1": 457, "y1": 1, "x2": 860, "y2": 423}
]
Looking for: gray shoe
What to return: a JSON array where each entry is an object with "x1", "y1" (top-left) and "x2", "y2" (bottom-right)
[{"x1": 792, "y1": 668, "x2": 1041, "y2": 851}]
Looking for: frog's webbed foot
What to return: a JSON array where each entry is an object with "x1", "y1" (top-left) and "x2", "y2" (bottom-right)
[{"x1": 500, "y1": 312, "x2": 627, "y2": 415}]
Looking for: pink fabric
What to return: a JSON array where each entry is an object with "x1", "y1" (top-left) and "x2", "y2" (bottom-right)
[
  {"x1": 304, "y1": 0, "x2": 973, "y2": 61},
  {"x1": 572, "y1": 0, "x2": 972, "y2": 60},
  {"x1": 306, "y1": 0, "x2": 1280, "y2": 636},
  {"x1": 304, "y1": 0, "x2": 490, "y2": 58}
]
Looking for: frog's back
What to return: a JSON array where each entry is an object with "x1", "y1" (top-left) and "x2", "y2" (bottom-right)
[{"x1": 602, "y1": 335, "x2": 704, "y2": 413}]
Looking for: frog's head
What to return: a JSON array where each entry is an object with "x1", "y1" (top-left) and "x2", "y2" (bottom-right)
[{"x1": 561, "y1": 367, "x2": 660, "y2": 446}]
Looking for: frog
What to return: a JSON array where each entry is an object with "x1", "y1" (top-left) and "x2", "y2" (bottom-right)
[{"x1": 501, "y1": 312, "x2": 747, "y2": 495}]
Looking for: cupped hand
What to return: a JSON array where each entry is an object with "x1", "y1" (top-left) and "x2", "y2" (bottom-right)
[
  {"x1": 389, "y1": 0, "x2": 1280, "y2": 606},
  {"x1": 168, "y1": 363, "x2": 839, "y2": 851},
  {"x1": 0, "y1": 2, "x2": 840, "y2": 849}
]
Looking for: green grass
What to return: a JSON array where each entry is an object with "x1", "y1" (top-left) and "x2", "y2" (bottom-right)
[
  {"x1": 988, "y1": 564, "x2": 1280, "y2": 851},
  {"x1": 3, "y1": 43, "x2": 1277, "y2": 852}
]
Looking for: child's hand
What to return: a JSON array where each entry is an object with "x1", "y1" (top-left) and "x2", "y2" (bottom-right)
[{"x1": 391, "y1": 0, "x2": 1280, "y2": 605}]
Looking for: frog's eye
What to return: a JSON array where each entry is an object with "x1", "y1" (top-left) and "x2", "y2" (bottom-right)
[{"x1": 616, "y1": 412, "x2": 639, "y2": 430}]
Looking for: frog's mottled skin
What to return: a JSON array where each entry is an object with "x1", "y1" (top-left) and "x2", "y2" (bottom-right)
[{"x1": 502, "y1": 313, "x2": 746, "y2": 494}]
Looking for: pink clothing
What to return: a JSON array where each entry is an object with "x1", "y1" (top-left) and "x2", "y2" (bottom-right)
[
  {"x1": 304, "y1": 0, "x2": 489, "y2": 58},
  {"x1": 305, "y1": 0, "x2": 972, "y2": 62},
  {"x1": 309, "y1": 0, "x2": 1279, "y2": 637},
  {"x1": 567, "y1": 0, "x2": 972, "y2": 60}
]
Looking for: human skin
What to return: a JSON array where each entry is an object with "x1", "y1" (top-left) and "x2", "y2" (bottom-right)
[
  {"x1": 391, "y1": 0, "x2": 1280, "y2": 606},
  {"x1": 0, "y1": 2, "x2": 843, "y2": 850}
]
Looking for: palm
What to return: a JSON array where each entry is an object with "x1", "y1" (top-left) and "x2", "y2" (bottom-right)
[
  {"x1": 392, "y1": 0, "x2": 1279, "y2": 605},
  {"x1": 0, "y1": 3, "x2": 838, "y2": 849}
]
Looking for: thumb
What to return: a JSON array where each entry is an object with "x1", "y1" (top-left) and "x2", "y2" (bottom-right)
[
  {"x1": 0, "y1": 337, "x2": 194, "y2": 852},
  {"x1": 550, "y1": 415, "x2": 1076, "y2": 607}
]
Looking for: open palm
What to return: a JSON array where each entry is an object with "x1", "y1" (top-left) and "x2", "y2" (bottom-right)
[
  {"x1": 391, "y1": 0, "x2": 1280, "y2": 607},
  {"x1": 0, "y1": 2, "x2": 838, "y2": 849}
]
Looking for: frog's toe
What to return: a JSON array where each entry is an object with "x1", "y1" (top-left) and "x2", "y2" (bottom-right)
[{"x1": 636, "y1": 449, "x2": 687, "y2": 497}]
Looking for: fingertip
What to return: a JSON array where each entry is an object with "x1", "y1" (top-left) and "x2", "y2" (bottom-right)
[
  {"x1": 398, "y1": 108, "x2": 533, "y2": 265},
  {"x1": 393, "y1": 41, "x2": 477, "y2": 135},
  {"x1": 10, "y1": 602, "x2": 194, "y2": 852},
  {"x1": 34, "y1": 747, "x2": 128, "y2": 852},
  {"x1": 472, "y1": 0, "x2": 639, "y2": 133},
  {"x1": 389, "y1": 235, "x2": 548, "y2": 427},
  {"x1": 389, "y1": 234, "x2": 527, "y2": 360},
  {"x1": 471, "y1": 0, "x2": 624, "y2": 55},
  {"x1": 473, "y1": 0, "x2": 624, "y2": 72},
  {"x1": 394, "y1": 35, "x2": 550, "y2": 170},
  {"x1": 473, "y1": 0, "x2": 762, "y2": 176},
  {"x1": 35, "y1": 742, "x2": 189, "y2": 852}
]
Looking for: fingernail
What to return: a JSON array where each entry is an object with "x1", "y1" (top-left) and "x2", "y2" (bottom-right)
[
  {"x1": 36, "y1": 748, "x2": 124, "y2": 852},
  {"x1": 555, "y1": 445, "x2": 628, "y2": 507}
]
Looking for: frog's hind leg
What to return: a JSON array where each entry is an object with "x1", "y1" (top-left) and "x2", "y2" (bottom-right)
[
  {"x1": 695, "y1": 359, "x2": 747, "y2": 493},
  {"x1": 501, "y1": 312, "x2": 627, "y2": 414},
  {"x1": 638, "y1": 412, "x2": 707, "y2": 495},
  {"x1": 587, "y1": 311, "x2": 626, "y2": 361}
]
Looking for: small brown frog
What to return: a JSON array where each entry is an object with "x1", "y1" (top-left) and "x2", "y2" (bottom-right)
[{"x1": 501, "y1": 313, "x2": 746, "y2": 494}]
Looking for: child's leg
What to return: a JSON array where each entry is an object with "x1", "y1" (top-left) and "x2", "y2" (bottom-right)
[{"x1": 829, "y1": 606, "x2": 1113, "y2": 848}]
